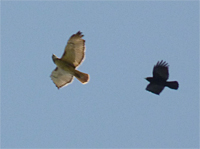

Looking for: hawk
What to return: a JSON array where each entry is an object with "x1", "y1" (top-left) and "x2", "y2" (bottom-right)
[
  {"x1": 145, "y1": 60, "x2": 179, "y2": 95},
  {"x1": 50, "y1": 31, "x2": 89, "y2": 89}
]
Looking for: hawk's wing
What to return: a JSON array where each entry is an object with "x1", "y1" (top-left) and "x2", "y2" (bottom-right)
[
  {"x1": 146, "y1": 83, "x2": 165, "y2": 95},
  {"x1": 50, "y1": 67, "x2": 74, "y2": 89},
  {"x1": 153, "y1": 60, "x2": 169, "y2": 80},
  {"x1": 61, "y1": 31, "x2": 85, "y2": 68}
]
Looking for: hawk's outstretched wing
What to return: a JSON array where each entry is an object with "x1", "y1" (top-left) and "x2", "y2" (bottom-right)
[
  {"x1": 50, "y1": 67, "x2": 74, "y2": 89},
  {"x1": 153, "y1": 60, "x2": 169, "y2": 81},
  {"x1": 61, "y1": 31, "x2": 85, "y2": 68}
]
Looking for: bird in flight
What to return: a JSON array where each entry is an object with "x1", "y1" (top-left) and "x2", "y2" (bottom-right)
[
  {"x1": 145, "y1": 60, "x2": 179, "y2": 95},
  {"x1": 50, "y1": 31, "x2": 89, "y2": 89}
]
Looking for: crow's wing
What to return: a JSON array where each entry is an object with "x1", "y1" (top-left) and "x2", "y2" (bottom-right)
[
  {"x1": 153, "y1": 60, "x2": 169, "y2": 80},
  {"x1": 146, "y1": 83, "x2": 165, "y2": 95}
]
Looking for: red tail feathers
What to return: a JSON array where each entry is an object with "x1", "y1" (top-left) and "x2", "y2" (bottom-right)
[{"x1": 74, "y1": 70, "x2": 89, "y2": 84}]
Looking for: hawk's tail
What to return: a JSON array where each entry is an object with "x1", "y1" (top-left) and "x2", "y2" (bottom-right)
[
  {"x1": 74, "y1": 70, "x2": 90, "y2": 84},
  {"x1": 166, "y1": 81, "x2": 179, "y2": 90}
]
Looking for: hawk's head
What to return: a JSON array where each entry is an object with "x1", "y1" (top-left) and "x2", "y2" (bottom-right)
[{"x1": 52, "y1": 54, "x2": 58, "y2": 63}]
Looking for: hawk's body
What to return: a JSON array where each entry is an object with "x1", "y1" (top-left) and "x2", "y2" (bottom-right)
[
  {"x1": 145, "y1": 60, "x2": 179, "y2": 95},
  {"x1": 50, "y1": 31, "x2": 89, "y2": 89}
]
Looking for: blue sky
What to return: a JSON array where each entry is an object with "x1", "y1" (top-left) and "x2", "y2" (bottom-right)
[{"x1": 1, "y1": 1, "x2": 199, "y2": 148}]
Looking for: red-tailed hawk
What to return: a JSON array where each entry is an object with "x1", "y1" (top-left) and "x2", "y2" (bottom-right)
[
  {"x1": 145, "y1": 60, "x2": 179, "y2": 95},
  {"x1": 50, "y1": 31, "x2": 89, "y2": 89}
]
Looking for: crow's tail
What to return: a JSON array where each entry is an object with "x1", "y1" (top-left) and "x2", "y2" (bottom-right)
[{"x1": 166, "y1": 81, "x2": 179, "y2": 89}]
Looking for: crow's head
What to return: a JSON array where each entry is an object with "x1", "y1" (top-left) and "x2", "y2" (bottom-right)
[{"x1": 145, "y1": 77, "x2": 153, "y2": 82}]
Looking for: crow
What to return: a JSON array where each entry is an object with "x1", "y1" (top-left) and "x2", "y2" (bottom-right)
[{"x1": 145, "y1": 60, "x2": 179, "y2": 95}]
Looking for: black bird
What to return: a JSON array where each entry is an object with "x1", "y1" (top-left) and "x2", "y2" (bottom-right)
[{"x1": 145, "y1": 60, "x2": 179, "y2": 95}]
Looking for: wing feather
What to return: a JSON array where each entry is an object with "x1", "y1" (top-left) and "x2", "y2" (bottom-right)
[
  {"x1": 50, "y1": 67, "x2": 74, "y2": 89},
  {"x1": 146, "y1": 83, "x2": 165, "y2": 95},
  {"x1": 153, "y1": 60, "x2": 169, "y2": 80},
  {"x1": 61, "y1": 31, "x2": 85, "y2": 68}
]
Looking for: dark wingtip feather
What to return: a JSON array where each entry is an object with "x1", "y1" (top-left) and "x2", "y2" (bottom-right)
[
  {"x1": 76, "y1": 31, "x2": 84, "y2": 37},
  {"x1": 156, "y1": 60, "x2": 169, "y2": 67}
]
